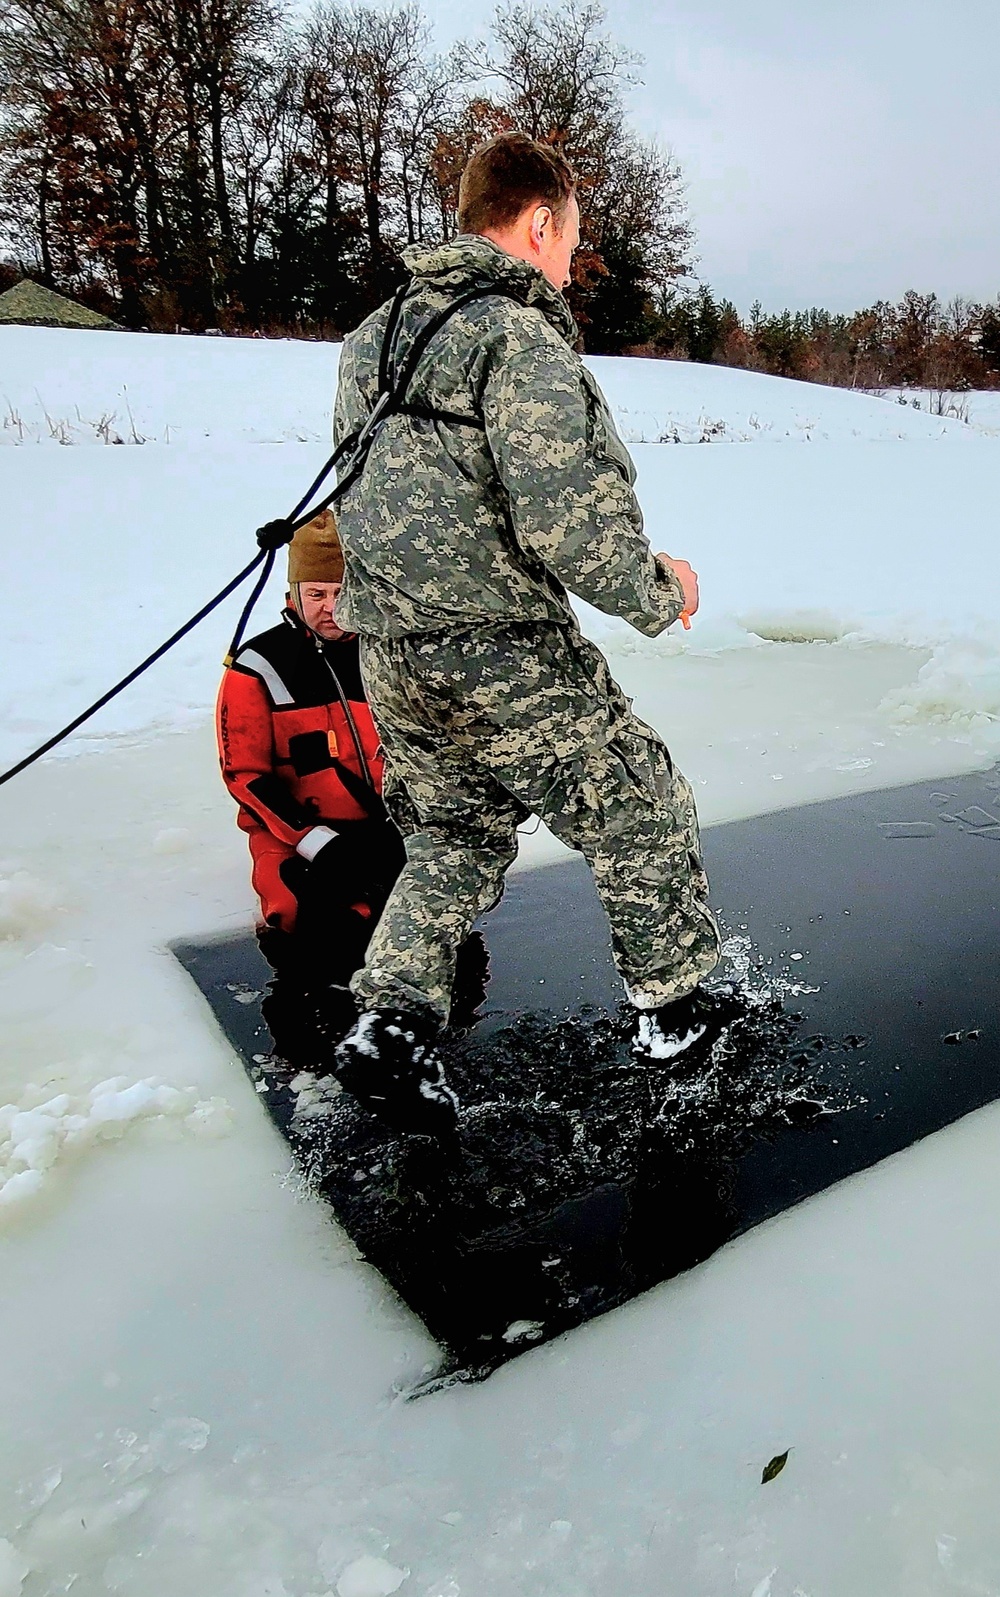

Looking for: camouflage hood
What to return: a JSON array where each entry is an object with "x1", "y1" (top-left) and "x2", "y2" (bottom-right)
[
  {"x1": 400, "y1": 234, "x2": 578, "y2": 348},
  {"x1": 331, "y1": 236, "x2": 684, "y2": 641}
]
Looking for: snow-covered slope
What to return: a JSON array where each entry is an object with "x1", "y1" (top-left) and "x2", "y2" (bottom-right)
[
  {"x1": 885, "y1": 388, "x2": 1000, "y2": 436},
  {"x1": 4, "y1": 326, "x2": 1000, "y2": 1597},
  {"x1": 0, "y1": 324, "x2": 975, "y2": 447},
  {"x1": 593, "y1": 357, "x2": 976, "y2": 445},
  {"x1": 1, "y1": 326, "x2": 999, "y2": 770}
]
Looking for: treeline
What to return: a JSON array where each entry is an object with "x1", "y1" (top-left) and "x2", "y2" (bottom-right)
[
  {"x1": 0, "y1": 0, "x2": 691, "y2": 348},
  {"x1": 651, "y1": 286, "x2": 1000, "y2": 391},
  {"x1": 3, "y1": 0, "x2": 994, "y2": 388}
]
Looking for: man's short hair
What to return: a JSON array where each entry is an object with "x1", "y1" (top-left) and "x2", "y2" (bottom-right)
[{"x1": 458, "y1": 132, "x2": 576, "y2": 236}]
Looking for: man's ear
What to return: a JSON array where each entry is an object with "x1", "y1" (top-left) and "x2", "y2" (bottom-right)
[{"x1": 529, "y1": 205, "x2": 552, "y2": 249}]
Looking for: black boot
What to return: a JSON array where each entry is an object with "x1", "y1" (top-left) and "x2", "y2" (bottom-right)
[
  {"x1": 334, "y1": 1007, "x2": 459, "y2": 1137},
  {"x1": 632, "y1": 984, "x2": 739, "y2": 1064}
]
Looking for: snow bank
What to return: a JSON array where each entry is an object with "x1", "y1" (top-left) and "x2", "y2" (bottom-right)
[
  {"x1": 5, "y1": 324, "x2": 996, "y2": 767},
  {"x1": 883, "y1": 388, "x2": 1000, "y2": 436},
  {"x1": 3, "y1": 426, "x2": 1000, "y2": 772},
  {"x1": 594, "y1": 437, "x2": 1000, "y2": 756},
  {"x1": 0, "y1": 1072, "x2": 231, "y2": 1217},
  {"x1": 0, "y1": 325, "x2": 973, "y2": 449},
  {"x1": 593, "y1": 358, "x2": 973, "y2": 445},
  {"x1": 0, "y1": 326, "x2": 335, "y2": 448}
]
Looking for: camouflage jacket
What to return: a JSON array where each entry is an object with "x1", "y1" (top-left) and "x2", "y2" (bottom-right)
[{"x1": 332, "y1": 234, "x2": 685, "y2": 639}]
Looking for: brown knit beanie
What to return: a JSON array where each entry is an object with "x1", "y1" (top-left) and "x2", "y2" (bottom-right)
[{"x1": 287, "y1": 508, "x2": 344, "y2": 584}]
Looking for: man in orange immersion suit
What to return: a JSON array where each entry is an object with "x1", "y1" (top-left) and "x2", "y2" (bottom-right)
[
  {"x1": 216, "y1": 511, "x2": 488, "y2": 1061},
  {"x1": 217, "y1": 504, "x2": 401, "y2": 971}
]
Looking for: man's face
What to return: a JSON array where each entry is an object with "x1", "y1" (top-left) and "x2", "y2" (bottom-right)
[
  {"x1": 297, "y1": 581, "x2": 346, "y2": 640},
  {"x1": 534, "y1": 193, "x2": 580, "y2": 290}
]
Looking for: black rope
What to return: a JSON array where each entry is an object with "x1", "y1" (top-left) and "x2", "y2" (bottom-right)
[
  {"x1": 0, "y1": 283, "x2": 519, "y2": 792},
  {"x1": 0, "y1": 422, "x2": 362, "y2": 790},
  {"x1": 0, "y1": 546, "x2": 271, "y2": 789}
]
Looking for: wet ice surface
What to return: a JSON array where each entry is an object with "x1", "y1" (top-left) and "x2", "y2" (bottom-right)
[
  {"x1": 3, "y1": 667, "x2": 1000, "y2": 1596},
  {"x1": 183, "y1": 766, "x2": 1000, "y2": 1385},
  {"x1": 236, "y1": 971, "x2": 863, "y2": 1383}
]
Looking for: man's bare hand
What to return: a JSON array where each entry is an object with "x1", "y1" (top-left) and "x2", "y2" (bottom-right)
[{"x1": 656, "y1": 553, "x2": 700, "y2": 618}]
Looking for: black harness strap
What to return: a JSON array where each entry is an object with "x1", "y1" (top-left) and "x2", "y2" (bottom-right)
[
  {"x1": 331, "y1": 757, "x2": 386, "y2": 820},
  {"x1": 306, "y1": 284, "x2": 518, "y2": 515},
  {"x1": 397, "y1": 402, "x2": 485, "y2": 428},
  {"x1": 378, "y1": 280, "x2": 410, "y2": 395}
]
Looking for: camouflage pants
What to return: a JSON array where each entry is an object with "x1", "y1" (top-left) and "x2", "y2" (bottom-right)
[{"x1": 354, "y1": 621, "x2": 720, "y2": 1022}]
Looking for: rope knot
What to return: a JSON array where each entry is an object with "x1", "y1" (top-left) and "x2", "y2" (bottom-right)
[{"x1": 255, "y1": 518, "x2": 295, "y2": 552}]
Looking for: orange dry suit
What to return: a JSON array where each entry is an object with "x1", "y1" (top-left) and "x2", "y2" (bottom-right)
[{"x1": 216, "y1": 608, "x2": 395, "y2": 937}]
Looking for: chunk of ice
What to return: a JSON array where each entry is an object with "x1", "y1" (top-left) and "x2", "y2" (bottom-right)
[{"x1": 335, "y1": 1555, "x2": 409, "y2": 1597}]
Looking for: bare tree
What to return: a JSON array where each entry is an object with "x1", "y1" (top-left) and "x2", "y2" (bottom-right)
[
  {"x1": 458, "y1": 0, "x2": 636, "y2": 155},
  {"x1": 0, "y1": 0, "x2": 695, "y2": 340},
  {"x1": 455, "y1": 1, "x2": 692, "y2": 349},
  {"x1": 301, "y1": 2, "x2": 456, "y2": 296}
]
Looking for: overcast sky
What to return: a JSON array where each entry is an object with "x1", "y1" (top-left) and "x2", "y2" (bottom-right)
[{"x1": 427, "y1": 0, "x2": 1000, "y2": 313}]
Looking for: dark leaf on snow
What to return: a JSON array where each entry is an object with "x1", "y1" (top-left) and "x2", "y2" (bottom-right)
[{"x1": 761, "y1": 1450, "x2": 790, "y2": 1484}]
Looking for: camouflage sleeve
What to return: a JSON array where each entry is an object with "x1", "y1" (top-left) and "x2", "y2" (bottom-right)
[{"x1": 481, "y1": 337, "x2": 685, "y2": 637}]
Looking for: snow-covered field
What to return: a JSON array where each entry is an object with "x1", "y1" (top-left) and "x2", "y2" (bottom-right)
[
  {"x1": 3, "y1": 327, "x2": 1000, "y2": 1596},
  {"x1": 0, "y1": 325, "x2": 980, "y2": 447}
]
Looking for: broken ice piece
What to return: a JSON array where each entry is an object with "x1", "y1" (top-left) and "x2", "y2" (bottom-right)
[
  {"x1": 955, "y1": 806, "x2": 1000, "y2": 828},
  {"x1": 877, "y1": 822, "x2": 935, "y2": 839},
  {"x1": 502, "y1": 1319, "x2": 544, "y2": 1344},
  {"x1": 335, "y1": 1556, "x2": 409, "y2": 1597}
]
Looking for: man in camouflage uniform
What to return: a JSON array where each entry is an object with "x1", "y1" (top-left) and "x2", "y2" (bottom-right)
[{"x1": 331, "y1": 132, "x2": 723, "y2": 1135}]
